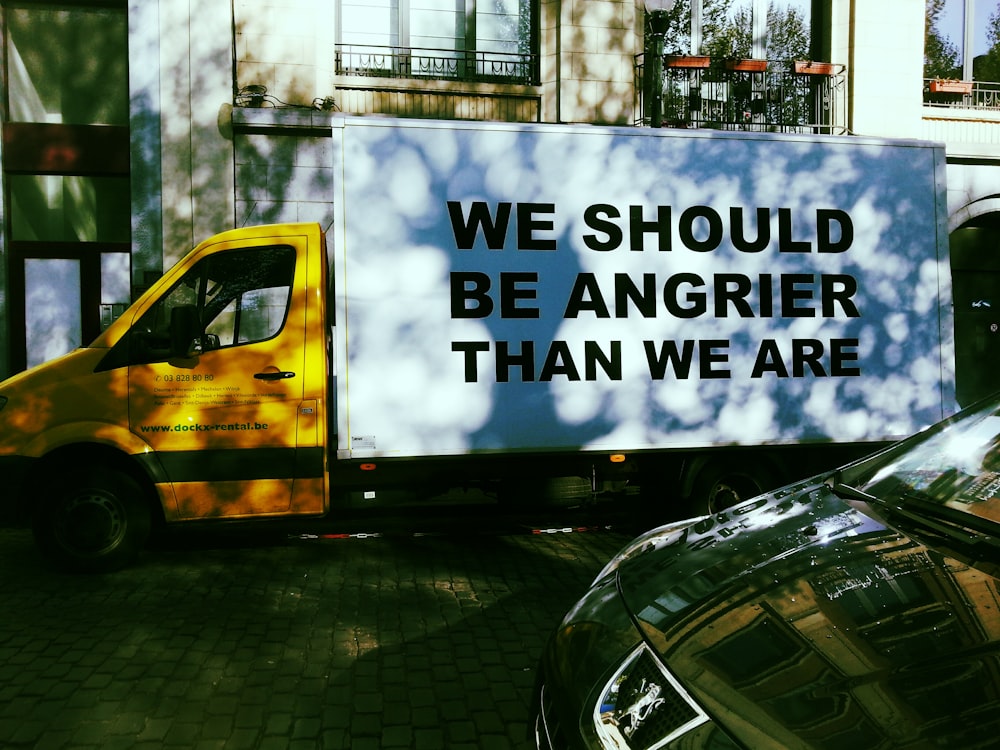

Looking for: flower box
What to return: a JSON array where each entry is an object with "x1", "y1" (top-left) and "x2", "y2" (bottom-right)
[
  {"x1": 929, "y1": 79, "x2": 973, "y2": 94},
  {"x1": 793, "y1": 61, "x2": 836, "y2": 76},
  {"x1": 664, "y1": 55, "x2": 710, "y2": 69},
  {"x1": 725, "y1": 59, "x2": 767, "y2": 72}
]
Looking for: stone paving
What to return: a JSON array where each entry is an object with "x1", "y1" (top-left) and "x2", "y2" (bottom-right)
[{"x1": 0, "y1": 519, "x2": 632, "y2": 749}]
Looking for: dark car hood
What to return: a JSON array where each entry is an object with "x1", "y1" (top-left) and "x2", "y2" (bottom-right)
[{"x1": 616, "y1": 481, "x2": 1000, "y2": 749}]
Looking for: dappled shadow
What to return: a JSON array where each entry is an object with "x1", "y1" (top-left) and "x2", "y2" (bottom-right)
[
  {"x1": 0, "y1": 3, "x2": 956, "y2": 552},
  {"x1": 334, "y1": 119, "x2": 956, "y2": 463},
  {"x1": 0, "y1": 525, "x2": 629, "y2": 748}
]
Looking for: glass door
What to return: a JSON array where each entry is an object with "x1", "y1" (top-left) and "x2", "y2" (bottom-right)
[
  {"x1": 10, "y1": 244, "x2": 130, "y2": 370},
  {"x1": 6, "y1": 171, "x2": 131, "y2": 371},
  {"x1": 2, "y1": 2, "x2": 130, "y2": 374}
]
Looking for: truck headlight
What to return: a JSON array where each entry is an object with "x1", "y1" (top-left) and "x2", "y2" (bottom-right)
[{"x1": 594, "y1": 643, "x2": 709, "y2": 749}]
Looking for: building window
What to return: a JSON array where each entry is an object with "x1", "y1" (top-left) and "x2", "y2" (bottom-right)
[
  {"x1": 336, "y1": 0, "x2": 538, "y2": 85},
  {"x1": 6, "y1": 3, "x2": 129, "y2": 126},
  {"x1": 653, "y1": 0, "x2": 811, "y2": 61},
  {"x1": 925, "y1": 0, "x2": 1000, "y2": 82},
  {"x1": 8, "y1": 174, "x2": 130, "y2": 243},
  {"x1": 641, "y1": 2, "x2": 832, "y2": 132},
  {"x1": 2, "y1": 1, "x2": 131, "y2": 373}
]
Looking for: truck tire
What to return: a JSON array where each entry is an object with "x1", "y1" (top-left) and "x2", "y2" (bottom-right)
[
  {"x1": 33, "y1": 467, "x2": 151, "y2": 573},
  {"x1": 689, "y1": 459, "x2": 775, "y2": 515}
]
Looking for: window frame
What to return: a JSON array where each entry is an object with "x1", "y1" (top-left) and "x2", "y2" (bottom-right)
[
  {"x1": 125, "y1": 245, "x2": 297, "y2": 367},
  {"x1": 335, "y1": 0, "x2": 540, "y2": 85}
]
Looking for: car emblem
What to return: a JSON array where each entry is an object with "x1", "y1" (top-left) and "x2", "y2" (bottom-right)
[{"x1": 619, "y1": 678, "x2": 665, "y2": 738}]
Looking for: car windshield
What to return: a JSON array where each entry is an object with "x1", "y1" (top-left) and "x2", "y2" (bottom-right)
[{"x1": 839, "y1": 398, "x2": 1000, "y2": 539}]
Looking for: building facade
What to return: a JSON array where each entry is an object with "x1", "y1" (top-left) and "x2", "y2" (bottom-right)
[{"x1": 0, "y1": 0, "x2": 998, "y2": 379}]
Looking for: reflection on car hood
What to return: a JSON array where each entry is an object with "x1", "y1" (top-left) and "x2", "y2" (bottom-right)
[{"x1": 617, "y1": 482, "x2": 1000, "y2": 749}]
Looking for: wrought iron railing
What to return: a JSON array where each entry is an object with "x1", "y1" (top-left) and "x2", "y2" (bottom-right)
[
  {"x1": 923, "y1": 78, "x2": 1000, "y2": 110},
  {"x1": 335, "y1": 45, "x2": 539, "y2": 86},
  {"x1": 635, "y1": 55, "x2": 848, "y2": 134}
]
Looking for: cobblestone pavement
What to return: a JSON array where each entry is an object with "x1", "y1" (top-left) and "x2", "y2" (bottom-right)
[{"x1": 0, "y1": 515, "x2": 633, "y2": 749}]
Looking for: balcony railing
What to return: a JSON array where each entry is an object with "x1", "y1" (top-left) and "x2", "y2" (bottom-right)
[
  {"x1": 923, "y1": 78, "x2": 1000, "y2": 110},
  {"x1": 335, "y1": 45, "x2": 539, "y2": 86},
  {"x1": 635, "y1": 55, "x2": 848, "y2": 134}
]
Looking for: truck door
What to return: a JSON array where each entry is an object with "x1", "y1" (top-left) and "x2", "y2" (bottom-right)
[{"x1": 126, "y1": 237, "x2": 315, "y2": 519}]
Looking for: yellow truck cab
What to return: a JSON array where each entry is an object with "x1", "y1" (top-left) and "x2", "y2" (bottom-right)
[{"x1": 0, "y1": 223, "x2": 329, "y2": 571}]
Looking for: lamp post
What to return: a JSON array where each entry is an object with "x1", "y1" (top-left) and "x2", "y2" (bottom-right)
[{"x1": 644, "y1": 0, "x2": 675, "y2": 128}]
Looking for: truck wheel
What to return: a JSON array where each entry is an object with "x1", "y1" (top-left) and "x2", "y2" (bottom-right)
[
  {"x1": 690, "y1": 460, "x2": 774, "y2": 515},
  {"x1": 33, "y1": 467, "x2": 151, "y2": 573}
]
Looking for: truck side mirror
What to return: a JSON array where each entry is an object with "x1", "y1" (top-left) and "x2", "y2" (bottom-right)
[{"x1": 169, "y1": 305, "x2": 203, "y2": 358}]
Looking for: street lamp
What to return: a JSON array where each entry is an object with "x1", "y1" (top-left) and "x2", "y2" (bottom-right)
[{"x1": 644, "y1": 0, "x2": 675, "y2": 128}]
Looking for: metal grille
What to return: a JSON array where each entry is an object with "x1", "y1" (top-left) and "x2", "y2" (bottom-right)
[
  {"x1": 924, "y1": 78, "x2": 1000, "y2": 110},
  {"x1": 336, "y1": 45, "x2": 539, "y2": 86},
  {"x1": 614, "y1": 648, "x2": 700, "y2": 748},
  {"x1": 635, "y1": 56, "x2": 848, "y2": 134},
  {"x1": 596, "y1": 645, "x2": 710, "y2": 750}
]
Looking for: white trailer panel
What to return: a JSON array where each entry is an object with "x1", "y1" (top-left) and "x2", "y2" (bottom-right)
[{"x1": 331, "y1": 117, "x2": 953, "y2": 460}]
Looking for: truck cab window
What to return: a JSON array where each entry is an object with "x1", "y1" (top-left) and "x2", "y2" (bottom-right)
[
  {"x1": 126, "y1": 245, "x2": 295, "y2": 365},
  {"x1": 207, "y1": 285, "x2": 291, "y2": 346}
]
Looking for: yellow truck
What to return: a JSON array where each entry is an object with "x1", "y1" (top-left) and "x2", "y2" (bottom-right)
[{"x1": 0, "y1": 117, "x2": 960, "y2": 570}]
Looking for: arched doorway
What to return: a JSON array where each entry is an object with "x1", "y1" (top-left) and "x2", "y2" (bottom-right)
[{"x1": 951, "y1": 214, "x2": 1000, "y2": 407}]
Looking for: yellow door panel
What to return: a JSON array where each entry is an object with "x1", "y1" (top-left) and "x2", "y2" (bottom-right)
[
  {"x1": 127, "y1": 238, "x2": 318, "y2": 518},
  {"x1": 170, "y1": 479, "x2": 295, "y2": 519}
]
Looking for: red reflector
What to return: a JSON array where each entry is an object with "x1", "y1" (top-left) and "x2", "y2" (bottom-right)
[
  {"x1": 360, "y1": 463, "x2": 377, "y2": 471},
  {"x1": 610, "y1": 454, "x2": 626, "y2": 463}
]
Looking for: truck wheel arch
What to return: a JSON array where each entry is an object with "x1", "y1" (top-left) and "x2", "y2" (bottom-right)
[
  {"x1": 29, "y1": 444, "x2": 165, "y2": 572},
  {"x1": 685, "y1": 454, "x2": 783, "y2": 516},
  {"x1": 17, "y1": 424, "x2": 175, "y2": 525}
]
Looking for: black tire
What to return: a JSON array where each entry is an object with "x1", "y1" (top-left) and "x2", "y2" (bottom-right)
[
  {"x1": 690, "y1": 459, "x2": 775, "y2": 515},
  {"x1": 33, "y1": 467, "x2": 151, "y2": 573}
]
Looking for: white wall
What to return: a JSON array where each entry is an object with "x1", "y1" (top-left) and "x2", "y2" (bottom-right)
[
  {"x1": 842, "y1": 0, "x2": 925, "y2": 139},
  {"x1": 235, "y1": 0, "x2": 336, "y2": 107},
  {"x1": 134, "y1": 0, "x2": 237, "y2": 266}
]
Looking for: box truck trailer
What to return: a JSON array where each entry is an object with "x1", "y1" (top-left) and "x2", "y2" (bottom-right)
[{"x1": 0, "y1": 116, "x2": 961, "y2": 570}]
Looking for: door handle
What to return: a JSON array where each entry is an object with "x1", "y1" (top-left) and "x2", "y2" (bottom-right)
[{"x1": 254, "y1": 370, "x2": 296, "y2": 381}]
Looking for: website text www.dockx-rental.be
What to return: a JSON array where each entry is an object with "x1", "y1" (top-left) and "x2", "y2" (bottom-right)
[{"x1": 138, "y1": 422, "x2": 270, "y2": 433}]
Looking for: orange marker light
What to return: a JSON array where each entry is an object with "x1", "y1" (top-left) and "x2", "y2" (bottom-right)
[
  {"x1": 609, "y1": 454, "x2": 626, "y2": 463},
  {"x1": 360, "y1": 463, "x2": 377, "y2": 471}
]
